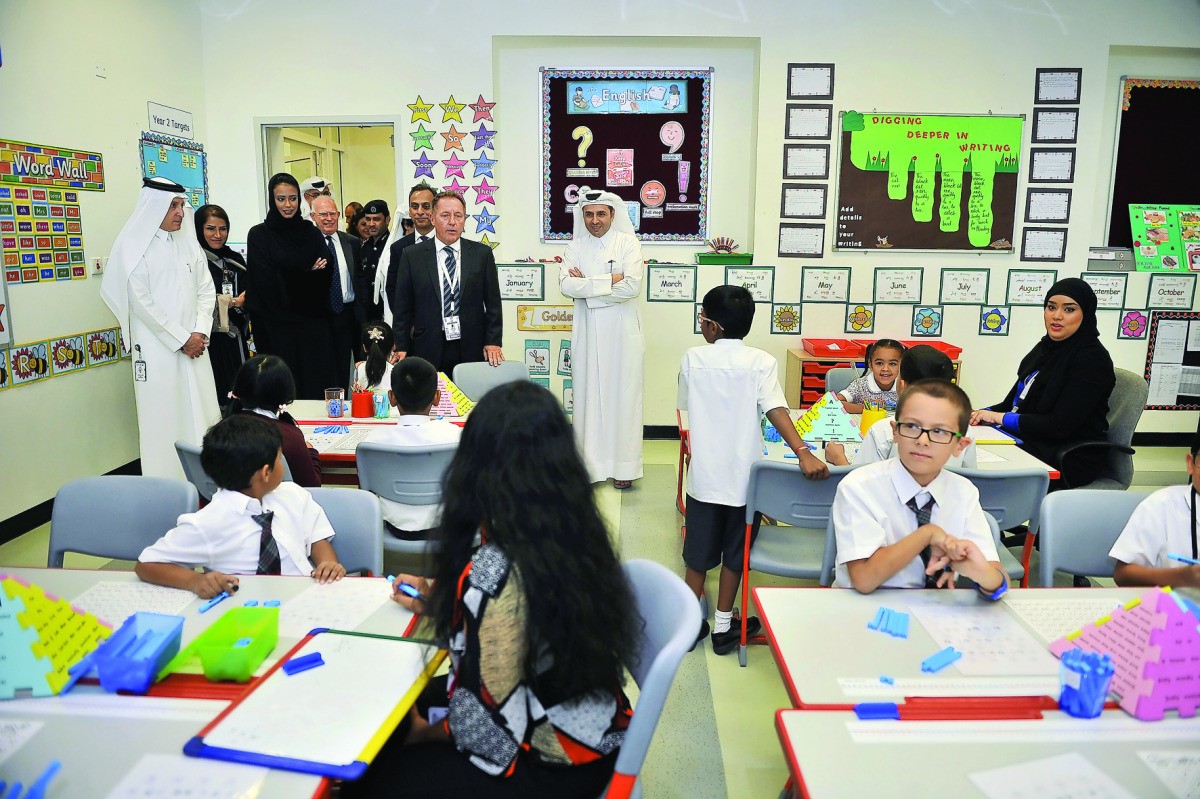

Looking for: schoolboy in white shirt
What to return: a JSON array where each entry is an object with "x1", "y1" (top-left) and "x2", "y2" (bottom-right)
[
  {"x1": 1110, "y1": 434, "x2": 1200, "y2": 588},
  {"x1": 679, "y1": 285, "x2": 829, "y2": 654},
  {"x1": 363, "y1": 356, "x2": 461, "y2": 539},
  {"x1": 832, "y1": 379, "x2": 1006, "y2": 596},
  {"x1": 136, "y1": 415, "x2": 345, "y2": 598},
  {"x1": 826, "y1": 344, "x2": 978, "y2": 468}
]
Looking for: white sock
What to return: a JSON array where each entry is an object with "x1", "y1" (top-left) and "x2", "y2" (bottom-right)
[{"x1": 713, "y1": 609, "x2": 732, "y2": 635}]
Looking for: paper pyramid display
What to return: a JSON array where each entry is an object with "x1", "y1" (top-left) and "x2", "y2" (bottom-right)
[
  {"x1": 794, "y1": 392, "x2": 863, "y2": 444},
  {"x1": 431, "y1": 373, "x2": 476, "y2": 417},
  {"x1": 0, "y1": 574, "x2": 111, "y2": 698},
  {"x1": 1049, "y1": 586, "x2": 1200, "y2": 721}
]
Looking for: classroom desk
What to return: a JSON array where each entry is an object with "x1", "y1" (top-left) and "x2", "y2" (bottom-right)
[
  {"x1": 775, "y1": 708, "x2": 1200, "y2": 799},
  {"x1": 0, "y1": 568, "x2": 422, "y2": 798},
  {"x1": 753, "y1": 585, "x2": 1141, "y2": 711}
]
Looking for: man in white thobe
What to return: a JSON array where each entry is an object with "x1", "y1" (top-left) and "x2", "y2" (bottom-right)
[
  {"x1": 559, "y1": 188, "x2": 645, "y2": 487},
  {"x1": 100, "y1": 177, "x2": 220, "y2": 479}
]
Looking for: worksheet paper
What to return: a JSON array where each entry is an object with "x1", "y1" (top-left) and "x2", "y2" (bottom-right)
[
  {"x1": 789, "y1": 65, "x2": 832, "y2": 97},
  {"x1": 1004, "y1": 597, "x2": 1123, "y2": 643},
  {"x1": 1030, "y1": 150, "x2": 1073, "y2": 181},
  {"x1": 972, "y1": 448, "x2": 1007, "y2": 464},
  {"x1": 1034, "y1": 111, "x2": 1078, "y2": 141},
  {"x1": 968, "y1": 752, "x2": 1137, "y2": 799},
  {"x1": 104, "y1": 753, "x2": 267, "y2": 799},
  {"x1": 1027, "y1": 191, "x2": 1070, "y2": 221},
  {"x1": 783, "y1": 186, "x2": 825, "y2": 217},
  {"x1": 278, "y1": 577, "x2": 395, "y2": 638},
  {"x1": 786, "y1": 146, "x2": 827, "y2": 177},
  {"x1": 1137, "y1": 751, "x2": 1200, "y2": 799},
  {"x1": 70, "y1": 582, "x2": 195, "y2": 628},
  {"x1": 787, "y1": 106, "x2": 831, "y2": 138},
  {"x1": 1153, "y1": 321, "x2": 1188, "y2": 363},
  {"x1": 1149, "y1": 364, "x2": 1183, "y2": 406},
  {"x1": 909, "y1": 604, "x2": 1059, "y2": 676},
  {"x1": 0, "y1": 720, "x2": 42, "y2": 766}
]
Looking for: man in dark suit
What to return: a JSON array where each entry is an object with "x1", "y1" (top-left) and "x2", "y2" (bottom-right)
[
  {"x1": 311, "y1": 195, "x2": 361, "y2": 387},
  {"x1": 383, "y1": 183, "x2": 437, "y2": 324},
  {"x1": 392, "y1": 190, "x2": 503, "y2": 373}
]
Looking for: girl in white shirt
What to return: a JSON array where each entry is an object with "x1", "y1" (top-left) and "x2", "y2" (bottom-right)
[
  {"x1": 839, "y1": 339, "x2": 903, "y2": 414},
  {"x1": 354, "y1": 320, "x2": 394, "y2": 392}
]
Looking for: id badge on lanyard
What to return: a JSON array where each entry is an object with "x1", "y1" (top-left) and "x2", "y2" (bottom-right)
[
  {"x1": 444, "y1": 316, "x2": 462, "y2": 341},
  {"x1": 134, "y1": 344, "x2": 147, "y2": 382}
]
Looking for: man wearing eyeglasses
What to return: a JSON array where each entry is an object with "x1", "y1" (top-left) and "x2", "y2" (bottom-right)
[{"x1": 311, "y1": 195, "x2": 360, "y2": 381}]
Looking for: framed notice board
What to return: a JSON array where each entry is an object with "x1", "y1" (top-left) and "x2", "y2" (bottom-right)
[
  {"x1": 1143, "y1": 310, "x2": 1200, "y2": 410},
  {"x1": 139, "y1": 132, "x2": 208, "y2": 209},
  {"x1": 540, "y1": 68, "x2": 712, "y2": 242}
]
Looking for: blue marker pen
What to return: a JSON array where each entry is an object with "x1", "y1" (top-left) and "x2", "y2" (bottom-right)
[
  {"x1": 1168, "y1": 553, "x2": 1200, "y2": 566},
  {"x1": 394, "y1": 582, "x2": 429, "y2": 605},
  {"x1": 198, "y1": 590, "x2": 231, "y2": 613}
]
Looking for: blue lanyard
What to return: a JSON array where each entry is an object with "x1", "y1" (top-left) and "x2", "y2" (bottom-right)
[{"x1": 1011, "y1": 370, "x2": 1040, "y2": 412}]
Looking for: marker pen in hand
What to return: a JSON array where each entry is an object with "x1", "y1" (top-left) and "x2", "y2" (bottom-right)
[{"x1": 394, "y1": 582, "x2": 429, "y2": 605}]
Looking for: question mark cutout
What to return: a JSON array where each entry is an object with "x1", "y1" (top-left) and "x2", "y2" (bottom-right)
[{"x1": 572, "y1": 126, "x2": 593, "y2": 167}]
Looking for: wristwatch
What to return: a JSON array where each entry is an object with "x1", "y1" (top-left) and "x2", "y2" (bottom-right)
[{"x1": 975, "y1": 569, "x2": 1008, "y2": 601}]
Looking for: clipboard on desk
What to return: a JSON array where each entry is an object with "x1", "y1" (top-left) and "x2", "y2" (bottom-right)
[
  {"x1": 968, "y1": 425, "x2": 1021, "y2": 445},
  {"x1": 184, "y1": 629, "x2": 445, "y2": 779}
]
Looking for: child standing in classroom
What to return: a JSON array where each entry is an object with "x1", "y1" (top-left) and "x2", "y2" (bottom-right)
[
  {"x1": 354, "y1": 320, "x2": 394, "y2": 392},
  {"x1": 1109, "y1": 433, "x2": 1200, "y2": 588},
  {"x1": 831, "y1": 379, "x2": 1005, "y2": 596},
  {"x1": 679, "y1": 285, "x2": 829, "y2": 653},
  {"x1": 826, "y1": 344, "x2": 977, "y2": 468},
  {"x1": 135, "y1": 415, "x2": 345, "y2": 597},
  {"x1": 363, "y1": 356, "x2": 461, "y2": 540},
  {"x1": 838, "y1": 338, "x2": 904, "y2": 414}
]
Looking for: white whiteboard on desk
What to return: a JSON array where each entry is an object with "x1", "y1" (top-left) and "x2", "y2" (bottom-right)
[{"x1": 199, "y1": 633, "x2": 436, "y2": 767}]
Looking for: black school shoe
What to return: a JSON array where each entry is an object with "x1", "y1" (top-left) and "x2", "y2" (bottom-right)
[
  {"x1": 711, "y1": 616, "x2": 761, "y2": 655},
  {"x1": 689, "y1": 620, "x2": 710, "y2": 652}
]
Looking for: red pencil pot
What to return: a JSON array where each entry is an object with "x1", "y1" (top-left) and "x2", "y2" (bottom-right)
[{"x1": 350, "y1": 391, "x2": 374, "y2": 418}]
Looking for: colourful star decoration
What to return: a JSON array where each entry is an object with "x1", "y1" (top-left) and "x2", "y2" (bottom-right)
[
  {"x1": 846, "y1": 305, "x2": 874, "y2": 332},
  {"x1": 471, "y1": 153, "x2": 497, "y2": 178},
  {"x1": 1120, "y1": 310, "x2": 1148, "y2": 339},
  {"x1": 471, "y1": 124, "x2": 496, "y2": 151},
  {"x1": 480, "y1": 233, "x2": 499, "y2": 250},
  {"x1": 408, "y1": 96, "x2": 433, "y2": 123},
  {"x1": 473, "y1": 178, "x2": 497, "y2": 205},
  {"x1": 440, "y1": 95, "x2": 466, "y2": 123},
  {"x1": 913, "y1": 307, "x2": 943, "y2": 336},
  {"x1": 470, "y1": 95, "x2": 496, "y2": 123},
  {"x1": 442, "y1": 152, "x2": 468, "y2": 179},
  {"x1": 442, "y1": 125, "x2": 466, "y2": 151},
  {"x1": 412, "y1": 153, "x2": 438, "y2": 180},
  {"x1": 980, "y1": 307, "x2": 1008, "y2": 335},
  {"x1": 473, "y1": 208, "x2": 499, "y2": 234},
  {"x1": 410, "y1": 124, "x2": 436, "y2": 151},
  {"x1": 443, "y1": 178, "x2": 469, "y2": 195}
]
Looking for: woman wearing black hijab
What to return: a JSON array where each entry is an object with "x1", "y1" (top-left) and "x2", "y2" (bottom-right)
[
  {"x1": 971, "y1": 278, "x2": 1116, "y2": 487},
  {"x1": 244, "y1": 173, "x2": 338, "y2": 399},
  {"x1": 195, "y1": 204, "x2": 250, "y2": 407}
]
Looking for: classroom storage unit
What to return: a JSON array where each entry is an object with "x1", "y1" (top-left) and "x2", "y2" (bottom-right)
[{"x1": 785, "y1": 339, "x2": 962, "y2": 408}]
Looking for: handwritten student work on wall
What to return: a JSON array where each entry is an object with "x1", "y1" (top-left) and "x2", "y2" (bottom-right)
[{"x1": 835, "y1": 112, "x2": 1023, "y2": 252}]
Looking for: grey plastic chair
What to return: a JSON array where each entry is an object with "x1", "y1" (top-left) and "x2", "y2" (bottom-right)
[
  {"x1": 451, "y1": 360, "x2": 530, "y2": 402},
  {"x1": 739, "y1": 461, "x2": 857, "y2": 666},
  {"x1": 1037, "y1": 488, "x2": 1153, "y2": 588},
  {"x1": 1055, "y1": 368, "x2": 1148, "y2": 490},
  {"x1": 306, "y1": 487, "x2": 384, "y2": 577},
  {"x1": 48, "y1": 476, "x2": 199, "y2": 567},
  {"x1": 175, "y1": 439, "x2": 293, "y2": 502},
  {"x1": 824, "y1": 366, "x2": 857, "y2": 396},
  {"x1": 945, "y1": 465, "x2": 1048, "y2": 586},
  {"x1": 601, "y1": 559, "x2": 701, "y2": 799},
  {"x1": 355, "y1": 440, "x2": 459, "y2": 557}
]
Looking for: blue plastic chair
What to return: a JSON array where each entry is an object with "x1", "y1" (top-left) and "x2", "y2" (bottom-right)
[
  {"x1": 451, "y1": 360, "x2": 530, "y2": 402},
  {"x1": 355, "y1": 440, "x2": 459, "y2": 558},
  {"x1": 48, "y1": 476, "x2": 199, "y2": 567},
  {"x1": 1037, "y1": 488, "x2": 1153, "y2": 588},
  {"x1": 306, "y1": 487, "x2": 383, "y2": 577}
]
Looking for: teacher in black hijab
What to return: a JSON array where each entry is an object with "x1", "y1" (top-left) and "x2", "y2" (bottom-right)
[
  {"x1": 245, "y1": 173, "x2": 338, "y2": 399},
  {"x1": 971, "y1": 278, "x2": 1116, "y2": 487}
]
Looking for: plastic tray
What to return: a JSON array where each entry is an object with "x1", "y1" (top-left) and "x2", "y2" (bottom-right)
[
  {"x1": 162, "y1": 606, "x2": 279, "y2": 683},
  {"x1": 801, "y1": 339, "x2": 866, "y2": 358},
  {"x1": 694, "y1": 253, "x2": 753, "y2": 265},
  {"x1": 90, "y1": 612, "x2": 184, "y2": 694},
  {"x1": 899, "y1": 340, "x2": 963, "y2": 358}
]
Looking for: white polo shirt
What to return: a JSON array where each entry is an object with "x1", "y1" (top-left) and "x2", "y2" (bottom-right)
[
  {"x1": 138, "y1": 482, "x2": 334, "y2": 575},
  {"x1": 853, "y1": 416, "x2": 977, "y2": 468},
  {"x1": 678, "y1": 339, "x2": 788, "y2": 507},
  {"x1": 364, "y1": 415, "x2": 462, "y2": 531},
  {"x1": 832, "y1": 458, "x2": 998, "y2": 589},
  {"x1": 1109, "y1": 484, "x2": 1192, "y2": 569}
]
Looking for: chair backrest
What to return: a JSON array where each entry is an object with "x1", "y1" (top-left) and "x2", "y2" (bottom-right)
[
  {"x1": 306, "y1": 487, "x2": 384, "y2": 577},
  {"x1": 1037, "y1": 488, "x2": 1153, "y2": 587},
  {"x1": 48, "y1": 476, "x2": 199, "y2": 568},
  {"x1": 606, "y1": 559, "x2": 701, "y2": 799},
  {"x1": 451, "y1": 360, "x2": 530, "y2": 402},
  {"x1": 944, "y1": 466, "x2": 1049, "y2": 533},
  {"x1": 744, "y1": 461, "x2": 857, "y2": 528},
  {"x1": 355, "y1": 441, "x2": 459, "y2": 505},
  {"x1": 825, "y1": 366, "x2": 857, "y2": 396},
  {"x1": 175, "y1": 439, "x2": 294, "y2": 502},
  {"x1": 1099, "y1": 368, "x2": 1149, "y2": 489}
]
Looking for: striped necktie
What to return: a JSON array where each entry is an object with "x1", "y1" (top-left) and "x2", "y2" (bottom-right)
[
  {"x1": 254, "y1": 510, "x2": 281, "y2": 576},
  {"x1": 442, "y1": 246, "x2": 459, "y2": 317}
]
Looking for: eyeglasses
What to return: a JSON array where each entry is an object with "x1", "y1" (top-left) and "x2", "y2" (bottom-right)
[
  {"x1": 895, "y1": 422, "x2": 961, "y2": 445},
  {"x1": 314, "y1": 212, "x2": 339, "y2": 218},
  {"x1": 696, "y1": 311, "x2": 723, "y2": 330}
]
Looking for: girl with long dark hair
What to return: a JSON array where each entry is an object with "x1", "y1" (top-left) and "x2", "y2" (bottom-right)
[{"x1": 225, "y1": 354, "x2": 322, "y2": 486}]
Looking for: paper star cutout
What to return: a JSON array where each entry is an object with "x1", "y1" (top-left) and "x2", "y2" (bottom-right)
[
  {"x1": 442, "y1": 152, "x2": 469, "y2": 179},
  {"x1": 470, "y1": 95, "x2": 496, "y2": 123},
  {"x1": 410, "y1": 123, "x2": 436, "y2": 151},
  {"x1": 408, "y1": 96, "x2": 433, "y2": 123},
  {"x1": 440, "y1": 95, "x2": 466, "y2": 123},
  {"x1": 471, "y1": 153, "x2": 497, "y2": 178},
  {"x1": 473, "y1": 207, "x2": 499, "y2": 234},
  {"x1": 480, "y1": 233, "x2": 499, "y2": 250},
  {"x1": 473, "y1": 178, "x2": 497, "y2": 205},
  {"x1": 412, "y1": 152, "x2": 438, "y2": 180},
  {"x1": 443, "y1": 178, "x2": 470, "y2": 195},
  {"x1": 471, "y1": 124, "x2": 496, "y2": 152},
  {"x1": 441, "y1": 125, "x2": 466, "y2": 151}
]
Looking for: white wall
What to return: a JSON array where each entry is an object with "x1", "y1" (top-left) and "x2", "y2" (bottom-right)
[{"x1": 0, "y1": 0, "x2": 208, "y2": 521}]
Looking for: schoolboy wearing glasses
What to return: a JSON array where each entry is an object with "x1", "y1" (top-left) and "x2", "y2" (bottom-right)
[{"x1": 831, "y1": 379, "x2": 1006, "y2": 596}]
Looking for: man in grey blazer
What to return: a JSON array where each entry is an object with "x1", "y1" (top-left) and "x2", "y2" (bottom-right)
[
  {"x1": 311, "y1": 195, "x2": 361, "y2": 386},
  {"x1": 391, "y1": 190, "x2": 503, "y2": 373}
]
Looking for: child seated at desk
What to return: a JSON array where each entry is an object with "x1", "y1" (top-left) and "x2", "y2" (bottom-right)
[
  {"x1": 135, "y1": 415, "x2": 345, "y2": 597},
  {"x1": 838, "y1": 338, "x2": 903, "y2": 414},
  {"x1": 363, "y1": 356, "x2": 461, "y2": 539},
  {"x1": 832, "y1": 379, "x2": 1006, "y2": 596},
  {"x1": 826, "y1": 344, "x2": 977, "y2": 468},
  {"x1": 354, "y1": 320, "x2": 394, "y2": 392},
  {"x1": 227, "y1": 354, "x2": 322, "y2": 487},
  {"x1": 1109, "y1": 433, "x2": 1200, "y2": 588},
  {"x1": 680, "y1": 285, "x2": 828, "y2": 654}
]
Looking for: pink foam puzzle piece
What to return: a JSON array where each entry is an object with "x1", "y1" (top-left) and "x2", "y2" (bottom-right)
[{"x1": 1138, "y1": 591, "x2": 1200, "y2": 720}]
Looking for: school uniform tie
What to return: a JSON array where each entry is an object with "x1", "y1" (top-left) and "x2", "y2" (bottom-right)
[
  {"x1": 326, "y1": 235, "x2": 344, "y2": 314},
  {"x1": 442, "y1": 246, "x2": 460, "y2": 317},
  {"x1": 907, "y1": 495, "x2": 941, "y2": 588},
  {"x1": 254, "y1": 510, "x2": 281, "y2": 576}
]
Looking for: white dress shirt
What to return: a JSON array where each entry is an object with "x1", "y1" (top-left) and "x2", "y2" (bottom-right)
[
  {"x1": 678, "y1": 339, "x2": 788, "y2": 507},
  {"x1": 138, "y1": 482, "x2": 334, "y2": 575},
  {"x1": 832, "y1": 458, "x2": 999, "y2": 589},
  {"x1": 365, "y1": 415, "x2": 462, "y2": 531},
  {"x1": 1109, "y1": 484, "x2": 1192, "y2": 569}
]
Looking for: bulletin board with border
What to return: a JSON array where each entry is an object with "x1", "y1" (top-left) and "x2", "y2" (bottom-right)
[
  {"x1": 540, "y1": 68, "x2": 712, "y2": 242},
  {"x1": 1142, "y1": 310, "x2": 1200, "y2": 411},
  {"x1": 139, "y1": 133, "x2": 209, "y2": 209}
]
